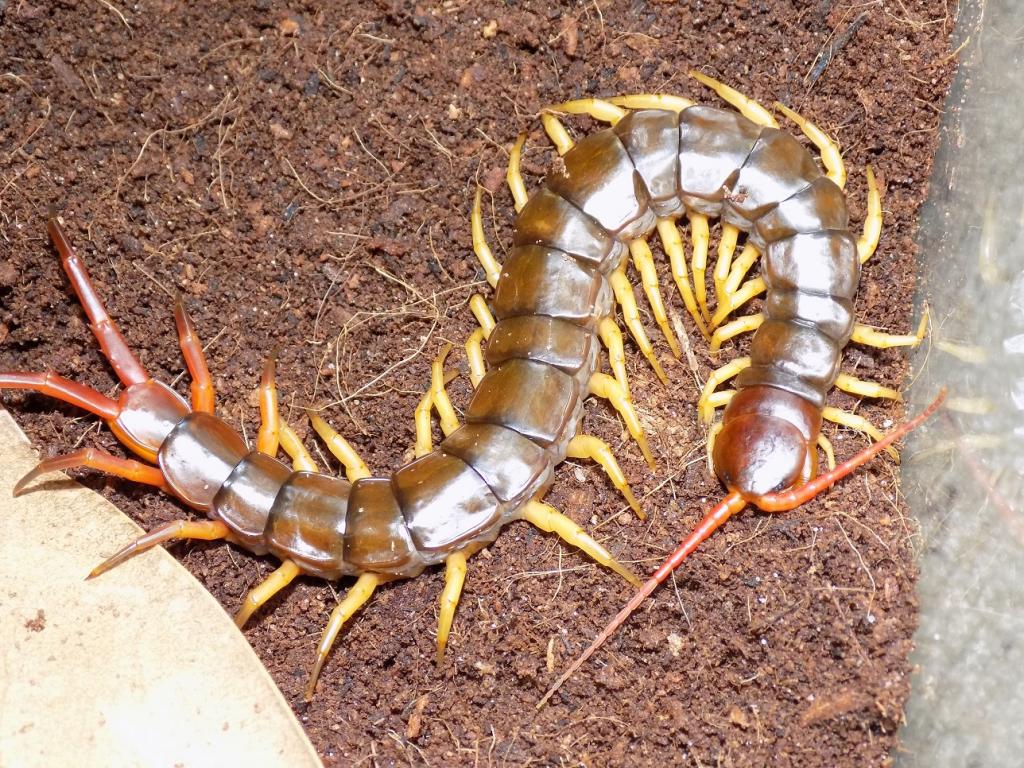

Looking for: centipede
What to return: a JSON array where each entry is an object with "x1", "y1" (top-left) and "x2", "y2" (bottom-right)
[{"x1": 0, "y1": 72, "x2": 939, "y2": 703}]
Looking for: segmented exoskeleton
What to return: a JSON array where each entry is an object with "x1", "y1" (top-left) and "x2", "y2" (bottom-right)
[{"x1": 0, "y1": 73, "x2": 934, "y2": 703}]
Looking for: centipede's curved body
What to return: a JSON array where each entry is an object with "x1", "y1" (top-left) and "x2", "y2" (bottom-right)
[
  {"x1": 115, "y1": 106, "x2": 850, "y2": 576},
  {"x1": 1, "y1": 98, "x2": 862, "y2": 692}
]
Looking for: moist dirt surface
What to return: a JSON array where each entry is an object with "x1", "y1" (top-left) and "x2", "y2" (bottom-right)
[{"x1": 1, "y1": 2, "x2": 956, "y2": 766}]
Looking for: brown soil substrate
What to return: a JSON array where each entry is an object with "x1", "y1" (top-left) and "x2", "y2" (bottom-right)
[{"x1": 1, "y1": 2, "x2": 956, "y2": 765}]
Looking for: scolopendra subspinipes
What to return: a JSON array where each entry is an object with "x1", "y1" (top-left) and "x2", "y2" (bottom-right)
[{"x1": 0, "y1": 72, "x2": 938, "y2": 703}]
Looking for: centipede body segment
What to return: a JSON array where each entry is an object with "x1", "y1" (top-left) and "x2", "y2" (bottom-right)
[{"x1": 0, "y1": 73, "x2": 932, "y2": 702}]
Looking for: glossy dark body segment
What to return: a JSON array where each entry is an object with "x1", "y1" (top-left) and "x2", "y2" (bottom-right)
[
  {"x1": 344, "y1": 479, "x2": 421, "y2": 574},
  {"x1": 512, "y1": 188, "x2": 622, "y2": 270},
  {"x1": 492, "y1": 245, "x2": 606, "y2": 326},
  {"x1": 677, "y1": 105, "x2": 762, "y2": 214},
  {"x1": 738, "y1": 230, "x2": 860, "y2": 408},
  {"x1": 752, "y1": 177, "x2": 848, "y2": 250},
  {"x1": 393, "y1": 451, "x2": 502, "y2": 554},
  {"x1": 213, "y1": 451, "x2": 291, "y2": 553},
  {"x1": 466, "y1": 358, "x2": 582, "y2": 447},
  {"x1": 114, "y1": 380, "x2": 190, "y2": 456},
  {"x1": 484, "y1": 315, "x2": 595, "y2": 375},
  {"x1": 158, "y1": 412, "x2": 247, "y2": 511},
  {"x1": 545, "y1": 129, "x2": 655, "y2": 238},
  {"x1": 440, "y1": 423, "x2": 552, "y2": 504},
  {"x1": 264, "y1": 472, "x2": 353, "y2": 579},
  {"x1": 614, "y1": 109, "x2": 682, "y2": 217},
  {"x1": 722, "y1": 128, "x2": 822, "y2": 225}
]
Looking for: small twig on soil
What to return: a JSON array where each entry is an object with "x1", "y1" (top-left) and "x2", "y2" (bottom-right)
[
  {"x1": 353, "y1": 129, "x2": 392, "y2": 178},
  {"x1": 420, "y1": 119, "x2": 454, "y2": 171},
  {"x1": 5, "y1": 97, "x2": 50, "y2": 164},
  {"x1": 116, "y1": 90, "x2": 236, "y2": 199},
  {"x1": 2, "y1": 72, "x2": 33, "y2": 90},
  {"x1": 197, "y1": 37, "x2": 260, "y2": 64},
  {"x1": 93, "y1": 0, "x2": 132, "y2": 32},
  {"x1": 130, "y1": 260, "x2": 175, "y2": 299},
  {"x1": 315, "y1": 66, "x2": 354, "y2": 96},
  {"x1": 807, "y1": 12, "x2": 868, "y2": 86},
  {"x1": 834, "y1": 517, "x2": 877, "y2": 597}
]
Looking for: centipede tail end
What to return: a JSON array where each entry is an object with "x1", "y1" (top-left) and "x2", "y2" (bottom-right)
[{"x1": 541, "y1": 391, "x2": 946, "y2": 708}]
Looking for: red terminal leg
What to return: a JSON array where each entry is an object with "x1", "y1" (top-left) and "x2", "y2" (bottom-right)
[
  {"x1": 173, "y1": 300, "x2": 215, "y2": 413},
  {"x1": 0, "y1": 371, "x2": 120, "y2": 420},
  {"x1": 14, "y1": 447, "x2": 166, "y2": 496},
  {"x1": 537, "y1": 491, "x2": 747, "y2": 710},
  {"x1": 87, "y1": 519, "x2": 229, "y2": 579},
  {"x1": 756, "y1": 388, "x2": 948, "y2": 512},
  {"x1": 538, "y1": 388, "x2": 947, "y2": 709},
  {"x1": 47, "y1": 214, "x2": 149, "y2": 387}
]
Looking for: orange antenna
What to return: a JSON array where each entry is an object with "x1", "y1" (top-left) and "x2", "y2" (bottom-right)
[{"x1": 538, "y1": 388, "x2": 946, "y2": 709}]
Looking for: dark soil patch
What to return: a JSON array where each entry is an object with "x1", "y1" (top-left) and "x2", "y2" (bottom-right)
[{"x1": 1, "y1": 2, "x2": 956, "y2": 765}]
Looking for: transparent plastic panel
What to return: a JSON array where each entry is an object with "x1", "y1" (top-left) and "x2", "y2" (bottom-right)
[{"x1": 900, "y1": 1, "x2": 1024, "y2": 765}]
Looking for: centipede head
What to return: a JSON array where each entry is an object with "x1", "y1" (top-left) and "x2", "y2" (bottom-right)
[{"x1": 712, "y1": 386, "x2": 821, "y2": 501}]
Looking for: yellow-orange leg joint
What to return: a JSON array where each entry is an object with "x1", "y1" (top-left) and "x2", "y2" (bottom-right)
[
  {"x1": 235, "y1": 560, "x2": 301, "y2": 629},
  {"x1": 305, "y1": 572, "x2": 383, "y2": 702},
  {"x1": 436, "y1": 550, "x2": 468, "y2": 664}
]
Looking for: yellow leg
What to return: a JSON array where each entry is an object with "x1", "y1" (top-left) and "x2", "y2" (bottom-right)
[
  {"x1": 943, "y1": 396, "x2": 994, "y2": 415},
  {"x1": 567, "y1": 434, "x2": 645, "y2": 519},
  {"x1": 414, "y1": 345, "x2": 462, "y2": 458},
  {"x1": 689, "y1": 70, "x2": 779, "y2": 128},
  {"x1": 257, "y1": 354, "x2": 280, "y2": 456},
  {"x1": 472, "y1": 187, "x2": 502, "y2": 288},
  {"x1": 710, "y1": 312, "x2": 764, "y2": 353},
  {"x1": 657, "y1": 217, "x2": 709, "y2": 340},
  {"x1": 541, "y1": 113, "x2": 574, "y2": 155},
  {"x1": 507, "y1": 133, "x2": 528, "y2": 212},
  {"x1": 711, "y1": 277, "x2": 766, "y2": 330},
  {"x1": 698, "y1": 356, "x2": 750, "y2": 424},
  {"x1": 935, "y1": 339, "x2": 987, "y2": 364},
  {"x1": 546, "y1": 98, "x2": 628, "y2": 125},
  {"x1": 858, "y1": 166, "x2": 882, "y2": 264},
  {"x1": 706, "y1": 420, "x2": 724, "y2": 476},
  {"x1": 910, "y1": 433, "x2": 1004, "y2": 463},
  {"x1": 307, "y1": 411, "x2": 371, "y2": 482},
  {"x1": 304, "y1": 572, "x2": 382, "y2": 701},
  {"x1": 280, "y1": 421, "x2": 318, "y2": 472},
  {"x1": 706, "y1": 389, "x2": 735, "y2": 412},
  {"x1": 817, "y1": 433, "x2": 836, "y2": 471},
  {"x1": 430, "y1": 344, "x2": 460, "y2": 437},
  {"x1": 436, "y1": 550, "x2": 467, "y2": 664},
  {"x1": 465, "y1": 327, "x2": 487, "y2": 388},
  {"x1": 235, "y1": 559, "x2": 301, "y2": 629},
  {"x1": 469, "y1": 294, "x2": 496, "y2": 337},
  {"x1": 774, "y1": 102, "x2": 846, "y2": 189},
  {"x1": 520, "y1": 500, "x2": 640, "y2": 587},
  {"x1": 851, "y1": 305, "x2": 928, "y2": 349},
  {"x1": 834, "y1": 373, "x2": 902, "y2": 402},
  {"x1": 608, "y1": 265, "x2": 669, "y2": 385},
  {"x1": 724, "y1": 242, "x2": 760, "y2": 296},
  {"x1": 414, "y1": 390, "x2": 435, "y2": 458},
  {"x1": 588, "y1": 372, "x2": 655, "y2": 469},
  {"x1": 598, "y1": 316, "x2": 630, "y2": 397},
  {"x1": 607, "y1": 93, "x2": 695, "y2": 112},
  {"x1": 689, "y1": 211, "x2": 711, "y2": 322},
  {"x1": 821, "y1": 407, "x2": 900, "y2": 462},
  {"x1": 629, "y1": 237, "x2": 682, "y2": 359},
  {"x1": 714, "y1": 223, "x2": 741, "y2": 309}
]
